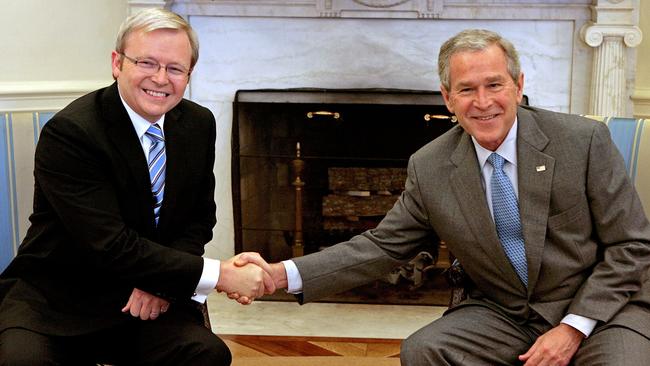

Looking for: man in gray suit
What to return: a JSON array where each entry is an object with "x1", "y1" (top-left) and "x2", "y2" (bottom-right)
[{"x1": 236, "y1": 29, "x2": 650, "y2": 365}]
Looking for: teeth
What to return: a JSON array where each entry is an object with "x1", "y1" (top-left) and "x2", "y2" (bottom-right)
[
  {"x1": 477, "y1": 115, "x2": 496, "y2": 120},
  {"x1": 145, "y1": 89, "x2": 166, "y2": 97}
]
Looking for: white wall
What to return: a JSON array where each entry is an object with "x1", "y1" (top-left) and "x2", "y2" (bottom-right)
[{"x1": 0, "y1": 0, "x2": 126, "y2": 85}]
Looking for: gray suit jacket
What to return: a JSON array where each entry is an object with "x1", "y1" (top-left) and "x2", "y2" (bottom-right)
[{"x1": 293, "y1": 106, "x2": 650, "y2": 337}]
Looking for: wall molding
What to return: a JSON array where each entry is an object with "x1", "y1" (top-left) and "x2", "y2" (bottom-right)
[{"x1": 0, "y1": 80, "x2": 112, "y2": 112}]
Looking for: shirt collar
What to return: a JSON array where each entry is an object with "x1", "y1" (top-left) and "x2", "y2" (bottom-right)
[
  {"x1": 118, "y1": 86, "x2": 165, "y2": 140},
  {"x1": 472, "y1": 118, "x2": 518, "y2": 169}
]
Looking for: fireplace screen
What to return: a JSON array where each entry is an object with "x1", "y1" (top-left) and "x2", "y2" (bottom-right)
[{"x1": 232, "y1": 88, "x2": 456, "y2": 304}]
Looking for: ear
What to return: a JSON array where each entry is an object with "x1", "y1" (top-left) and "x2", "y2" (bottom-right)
[
  {"x1": 111, "y1": 51, "x2": 122, "y2": 79},
  {"x1": 515, "y1": 72, "x2": 524, "y2": 104},
  {"x1": 440, "y1": 85, "x2": 454, "y2": 114}
]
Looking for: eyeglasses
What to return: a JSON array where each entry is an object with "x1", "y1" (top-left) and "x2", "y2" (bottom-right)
[{"x1": 119, "y1": 53, "x2": 191, "y2": 80}]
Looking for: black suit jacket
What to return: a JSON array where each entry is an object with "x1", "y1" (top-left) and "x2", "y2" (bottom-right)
[{"x1": 0, "y1": 83, "x2": 216, "y2": 336}]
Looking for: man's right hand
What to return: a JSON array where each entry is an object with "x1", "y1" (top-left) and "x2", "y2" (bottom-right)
[
  {"x1": 227, "y1": 253, "x2": 288, "y2": 304},
  {"x1": 216, "y1": 253, "x2": 277, "y2": 304}
]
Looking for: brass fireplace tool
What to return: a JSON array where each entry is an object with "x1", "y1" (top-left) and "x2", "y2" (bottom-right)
[{"x1": 291, "y1": 142, "x2": 305, "y2": 257}]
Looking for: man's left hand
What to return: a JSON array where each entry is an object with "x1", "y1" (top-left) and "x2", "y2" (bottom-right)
[
  {"x1": 121, "y1": 288, "x2": 170, "y2": 320},
  {"x1": 519, "y1": 323, "x2": 584, "y2": 366}
]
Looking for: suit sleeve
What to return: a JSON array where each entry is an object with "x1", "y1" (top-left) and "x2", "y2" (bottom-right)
[
  {"x1": 567, "y1": 122, "x2": 650, "y2": 322},
  {"x1": 293, "y1": 156, "x2": 439, "y2": 303}
]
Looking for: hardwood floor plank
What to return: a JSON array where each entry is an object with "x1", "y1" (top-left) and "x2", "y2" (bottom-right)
[
  {"x1": 220, "y1": 335, "x2": 402, "y2": 358},
  {"x1": 309, "y1": 341, "x2": 368, "y2": 356}
]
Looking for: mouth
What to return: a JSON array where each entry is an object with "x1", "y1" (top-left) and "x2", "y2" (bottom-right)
[
  {"x1": 472, "y1": 113, "x2": 499, "y2": 121},
  {"x1": 143, "y1": 88, "x2": 169, "y2": 98}
]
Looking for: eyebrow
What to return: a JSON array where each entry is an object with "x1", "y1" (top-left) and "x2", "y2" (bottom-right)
[{"x1": 453, "y1": 74, "x2": 508, "y2": 89}]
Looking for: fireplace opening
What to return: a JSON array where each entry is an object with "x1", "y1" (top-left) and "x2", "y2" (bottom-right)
[{"x1": 232, "y1": 88, "x2": 457, "y2": 305}]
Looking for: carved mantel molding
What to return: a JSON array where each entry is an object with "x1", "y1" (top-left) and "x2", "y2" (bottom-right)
[{"x1": 155, "y1": 0, "x2": 592, "y2": 20}]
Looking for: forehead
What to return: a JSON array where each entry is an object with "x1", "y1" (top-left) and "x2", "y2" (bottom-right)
[
  {"x1": 124, "y1": 28, "x2": 192, "y2": 59},
  {"x1": 447, "y1": 45, "x2": 510, "y2": 85}
]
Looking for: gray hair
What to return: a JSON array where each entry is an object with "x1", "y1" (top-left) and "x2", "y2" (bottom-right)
[
  {"x1": 438, "y1": 29, "x2": 521, "y2": 91},
  {"x1": 115, "y1": 8, "x2": 199, "y2": 69}
]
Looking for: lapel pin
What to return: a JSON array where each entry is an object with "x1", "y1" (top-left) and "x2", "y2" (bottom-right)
[{"x1": 536, "y1": 165, "x2": 546, "y2": 172}]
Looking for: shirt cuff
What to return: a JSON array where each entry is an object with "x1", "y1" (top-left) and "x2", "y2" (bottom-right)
[
  {"x1": 282, "y1": 259, "x2": 303, "y2": 294},
  {"x1": 191, "y1": 258, "x2": 220, "y2": 303},
  {"x1": 561, "y1": 313, "x2": 597, "y2": 337}
]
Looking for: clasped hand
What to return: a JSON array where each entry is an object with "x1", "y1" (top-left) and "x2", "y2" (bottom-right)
[
  {"x1": 121, "y1": 252, "x2": 280, "y2": 320},
  {"x1": 217, "y1": 252, "x2": 284, "y2": 305}
]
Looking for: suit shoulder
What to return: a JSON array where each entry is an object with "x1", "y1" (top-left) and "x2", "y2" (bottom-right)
[
  {"x1": 177, "y1": 99, "x2": 214, "y2": 119},
  {"x1": 411, "y1": 124, "x2": 465, "y2": 162},
  {"x1": 520, "y1": 105, "x2": 600, "y2": 135},
  {"x1": 43, "y1": 88, "x2": 110, "y2": 137},
  {"x1": 53, "y1": 88, "x2": 104, "y2": 121}
]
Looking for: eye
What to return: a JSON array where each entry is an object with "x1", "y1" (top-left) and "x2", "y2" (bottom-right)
[
  {"x1": 488, "y1": 83, "x2": 503, "y2": 90},
  {"x1": 167, "y1": 65, "x2": 187, "y2": 76},
  {"x1": 137, "y1": 59, "x2": 158, "y2": 69}
]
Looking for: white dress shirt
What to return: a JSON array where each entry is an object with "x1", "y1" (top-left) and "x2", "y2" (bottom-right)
[{"x1": 119, "y1": 91, "x2": 218, "y2": 304}]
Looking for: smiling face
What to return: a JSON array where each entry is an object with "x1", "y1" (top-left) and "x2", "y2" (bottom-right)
[
  {"x1": 440, "y1": 44, "x2": 524, "y2": 151},
  {"x1": 111, "y1": 28, "x2": 192, "y2": 122}
]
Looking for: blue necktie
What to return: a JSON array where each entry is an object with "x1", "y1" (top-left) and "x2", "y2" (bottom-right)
[
  {"x1": 487, "y1": 153, "x2": 528, "y2": 286},
  {"x1": 146, "y1": 124, "x2": 166, "y2": 225}
]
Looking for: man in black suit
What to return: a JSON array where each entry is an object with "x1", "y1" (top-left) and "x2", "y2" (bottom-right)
[{"x1": 0, "y1": 8, "x2": 272, "y2": 365}]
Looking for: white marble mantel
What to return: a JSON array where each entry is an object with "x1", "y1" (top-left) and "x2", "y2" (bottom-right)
[{"x1": 124, "y1": 0, "x2": 641, "y2": 259}]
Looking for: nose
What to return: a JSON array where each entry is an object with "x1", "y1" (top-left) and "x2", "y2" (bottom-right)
[
  {"x1": 473, "y1": 87, "x2": 492, "y2": 109},
  {"x1": 151, "y1": 66, "x2": 170, "y2": 84}
]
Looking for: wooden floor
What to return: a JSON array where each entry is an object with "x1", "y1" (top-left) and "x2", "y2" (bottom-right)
[{"x1": 222, "y1": 334, "x2": 401, "y2": 358}]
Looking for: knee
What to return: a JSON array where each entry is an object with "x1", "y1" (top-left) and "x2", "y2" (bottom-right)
[
  {"x1": 400, "y1": 336, "x2": 418, "y2": 365},
  {"x1": 0, "y1": 342, "x2": 46, "y2": 366},
  {"x1": 204, "y1": 337, "x2": 232, "y2": 366},
  {"x1": 0, "y1": 329, "x2": 52, "y2": 366},
  {"x1": 400, "y1": 331, "x2": 438, "y2": 366},
  {"x1": 184, "y1": 331, "x2": 232, "y2": 366},
  {"x1": 0, "y1": 350, "x2": 39, "y2": 366}
]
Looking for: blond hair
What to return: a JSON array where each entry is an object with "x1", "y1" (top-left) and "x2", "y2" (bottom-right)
[{"x1": 115, "y1": 8, "x2": 199, "y2": 68}]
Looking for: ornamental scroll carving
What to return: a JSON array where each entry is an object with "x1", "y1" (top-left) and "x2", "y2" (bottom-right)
[
  {"x1": 318, "y1": 0, "x2": 443, "y2": 18},
  {"x1": 352, "y1": 0, "x2": 413, "y2": 7}
]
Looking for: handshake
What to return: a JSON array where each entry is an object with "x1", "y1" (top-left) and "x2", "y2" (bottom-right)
[{"x1": 216, "y1": 252, "x2": 287, "y2": 305}]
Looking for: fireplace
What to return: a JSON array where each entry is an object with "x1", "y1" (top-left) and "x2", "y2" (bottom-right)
[
  {"x1": 232, "y1": 88, "x2": 453, "y2": 254},
  {"x1": 232, "y1": 88, "x2": 457, "y2": 304}
]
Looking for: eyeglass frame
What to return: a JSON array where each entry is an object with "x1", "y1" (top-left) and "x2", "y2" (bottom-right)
[{"x1": 118, "y1": 53, "x2": 192, "y2": 79}]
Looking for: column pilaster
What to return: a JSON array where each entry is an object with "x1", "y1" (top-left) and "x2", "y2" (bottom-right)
[{"x1": 580, "y1": 0, "x2": 642, "y2": 117}]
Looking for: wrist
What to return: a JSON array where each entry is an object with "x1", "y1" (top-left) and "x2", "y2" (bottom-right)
[
  {"x1": 271, "y1": 262, "x2": 288, "y2": 289},
  {"x1": 215, "y1": 261, "x2": 232, "y2": 292}
]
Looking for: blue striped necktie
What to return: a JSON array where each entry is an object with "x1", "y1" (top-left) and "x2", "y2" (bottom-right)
[
  {"x1": 145, "y1": 124, "x2": 166, "y2": 225},
  {"x1": 487, "y1": 153, "x2": 528, "y2": 287}
]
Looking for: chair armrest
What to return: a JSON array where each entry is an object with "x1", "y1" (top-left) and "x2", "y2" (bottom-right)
[{"x1": 445, "y1": 258, "x2": 468, "y2": 309}]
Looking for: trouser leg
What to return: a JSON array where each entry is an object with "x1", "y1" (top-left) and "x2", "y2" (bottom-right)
[
  {"x1": 573, "y1": 325, "x2": 650, "y2": 366},
  {"x1": 400, "y1": 305, "x2": 546, "y2": 366}
]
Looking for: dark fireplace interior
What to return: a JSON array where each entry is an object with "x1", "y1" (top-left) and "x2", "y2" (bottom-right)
[{"x1": 232, "y1": 88, "x2": 456, "y2": 304}]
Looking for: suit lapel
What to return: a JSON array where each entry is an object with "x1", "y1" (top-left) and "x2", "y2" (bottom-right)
[
  {"x1": 157, "y1": 105, "x2": 188, "y2": 228},
  {"x1": 516, "y1": 107, "x2": 554, "y2": 295},
  {"x1": 102, "y1": 84, "x2": 154, "y2": 226},
  {"x1": 449, "y1": 133, "x2": 520, "y2": 283}
]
